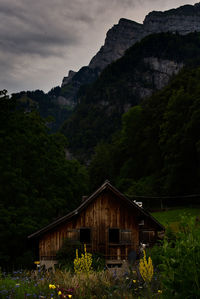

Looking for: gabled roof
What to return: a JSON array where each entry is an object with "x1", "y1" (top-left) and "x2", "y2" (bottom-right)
[{"x1": 28, "y1": 180, "x2": 164, "y2": 239}]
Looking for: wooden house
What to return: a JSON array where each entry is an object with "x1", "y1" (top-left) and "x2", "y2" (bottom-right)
[{"x1": 28, "y1": 181, "x2": 164, "y2": 268}]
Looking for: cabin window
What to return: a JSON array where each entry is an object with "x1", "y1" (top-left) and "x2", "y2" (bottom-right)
[
  {"x1": 141, "y1": 230, "x2": 155, "y2": 244},
  {"x1": 109, "y1": 228, "x2": 120, "y2": 243},
  {"x1": 80, "y1": 228, "x2": 91, "y2": 243},
  {"x1": 120, "y1": 230, "x2": 132, "y2": 244}
]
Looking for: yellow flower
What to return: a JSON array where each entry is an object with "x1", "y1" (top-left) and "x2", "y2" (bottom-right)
[
  {"x1": 34, "y1": 261, "x2": 40, "y2": 265},
  {"x1": 158, "y1": 290, "x2": 162, "y2": 294},
  {"x1": 133, "y1": 280, "x2": 137, "y2": 283},
  {"x1": 139, "y1": 250, "x2": 154, "y2": 283},
  {"x1": 74, "y1": 244, "x2": 92, "y2": 274},
  {"x1": 68, "y1": 295, "x2": 72, "y2": 298},
  {"x1": 58, "y1": 291, "x2": 62, "y2": 295},
  {"x1": 49, "y1": 284, "x2": 56, "y2": 289}
]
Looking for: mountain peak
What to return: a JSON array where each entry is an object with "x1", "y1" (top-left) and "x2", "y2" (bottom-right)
[
  {"x1": 118, "y1": 18, "x2": 142, "y2": 26},
  {"x1": 60, "y1": 2, "x2": 200, "y2": 107}
]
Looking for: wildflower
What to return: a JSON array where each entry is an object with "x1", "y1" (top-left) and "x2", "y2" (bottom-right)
[
  {"x1": 58, "y1": 291, "x2": 62, "y2": 295},
  {"x1": 139, "y1": 250, "x2": 153, "y2": 283},
  {"x1": 74, "y1": 244, "x2": 92, "y2": 273},
  {"x1": 68, "y1": 295, "x2": 72, "y2": 298},
  {"x1": 133, "y1": 280, "x2": 137, "y2": 283},
  {"x1": 49, "y1": 284, "x2": 56, "y2": 289},
  {"x1": 158, "y1": 290, "x2": 162, "y2": 294},
  {"x1": 15, "y1": 283, "x2": 20, "y2": 287}
]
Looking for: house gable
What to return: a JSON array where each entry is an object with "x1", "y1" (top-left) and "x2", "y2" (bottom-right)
[{"x1": 28, "y1": 180, "x2": 164, "y2": 240}]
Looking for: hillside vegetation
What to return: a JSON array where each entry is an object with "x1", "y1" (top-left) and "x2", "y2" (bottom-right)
[
  {"x1": 12, "y1": 87, "x2": 72, "y2": 132},
  {"x1": 61, "y1": 32, "x2": 200, "y2": 159},
  {"x1": 88, "y1": 66, "x2": 200, "y2": 197}
]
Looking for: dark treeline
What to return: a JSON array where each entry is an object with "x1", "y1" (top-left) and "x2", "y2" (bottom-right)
[
  {"x1": 89, "y1": 66, "x2": 200, "y2": 197},
  {"x1": 12, "y1": 87, "x2": 72, "y2": 132},
  {"x1": 0, "y1": 93, "x2": 88, "y2": 269}
]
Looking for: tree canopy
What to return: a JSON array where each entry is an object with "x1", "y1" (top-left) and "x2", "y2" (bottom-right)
[
  {"x1": 0, "y1": 94, "x2": 88, "y2": 268},
  {"x1": 89, "y1": 66, "x2": 200, "y2": 197}
]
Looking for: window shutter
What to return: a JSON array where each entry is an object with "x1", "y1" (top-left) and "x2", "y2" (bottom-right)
[{"x1": 120, "y1": 230, "x2": 132, "y2": 244}]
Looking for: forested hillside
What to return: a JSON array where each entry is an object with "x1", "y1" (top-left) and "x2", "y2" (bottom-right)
[
  {"x1": 89, "y1": 66, "x2": 200, "y2": 197},
  {"x1": 12, "y1": 87, "x2": 73, "y2": 132},
  {"x1": 0, "y1": 94, "x2": 88, "y2": 268},
  {"x1": 61, "y1": 32, "x2": 200, "y2": 160}
]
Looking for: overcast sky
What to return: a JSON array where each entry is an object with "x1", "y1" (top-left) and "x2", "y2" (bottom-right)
[{"x1": 0, "y1": 0, "x2": 197, "y2": 94}]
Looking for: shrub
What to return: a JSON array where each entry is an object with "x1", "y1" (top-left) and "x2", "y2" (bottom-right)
[
  {"x1": 92, "y1": 252, "x2": 106, "y2": 271},
  {"x1": 56, "y1": 239, "x2": 83, "y2": 271},
  {"x1": 150, "y1": 216, "x2": 200, "y2": 298}
]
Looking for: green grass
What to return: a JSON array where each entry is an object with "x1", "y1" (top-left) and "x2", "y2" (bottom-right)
[{"x1": 151, "y1": 207, "x2": 200, "y2": 226}]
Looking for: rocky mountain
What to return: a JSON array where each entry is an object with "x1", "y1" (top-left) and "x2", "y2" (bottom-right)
[
  {"x1": 60, "y1": 2, "x2": 200, "y2": 107},
  {"x1": 61, "y1": 32, "x2": 200, "y2": 160}
]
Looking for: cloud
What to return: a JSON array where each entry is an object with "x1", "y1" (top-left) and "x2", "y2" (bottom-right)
[{"x1": 0, "y1": 0, "x2": 197, "y2": 93}]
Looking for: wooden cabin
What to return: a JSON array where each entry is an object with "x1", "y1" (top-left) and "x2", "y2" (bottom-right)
[{"x1": 28, "y1": 181, "x2": 164, "y2": 268}]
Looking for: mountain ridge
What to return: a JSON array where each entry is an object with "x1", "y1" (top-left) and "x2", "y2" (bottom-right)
[{"x1": 60, "y1": 2, "x2": 200, "y2": 107}]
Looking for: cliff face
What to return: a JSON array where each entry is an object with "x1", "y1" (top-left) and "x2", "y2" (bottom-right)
[
  {"x1": 143, "y1": 57, "x2": 184, "y2": 91},
  {"x1": 89, "y1": 19, "x2": 145, "y2": 70},
  {"x1": 60, "y1": 2, "x2": 200, "y2": 107},
  {"x1": 90, "y1": 3, "x2": 200, "y2": 73},
  {"x1": 144, "y1": 5, "x2": 200, "y2": 35}
]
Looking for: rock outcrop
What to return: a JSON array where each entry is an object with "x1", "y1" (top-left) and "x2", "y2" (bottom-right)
[
  {"x1": 144, "y1": 3, "x2": 200, "y2": 35},
  {"x1": 143, "y1": 57, "x2": 184, "y2": 91},
  {"x1": 60, "y1": 2, "x2": 200, "y2": 107},
  {"x1": 62, "y1": 70, "x2": 77, "y2": 87},
  {"x1": 89, "y1": 19, "x2": 145, "y2": 70}
]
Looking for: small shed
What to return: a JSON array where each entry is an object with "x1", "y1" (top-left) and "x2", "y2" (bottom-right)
[{"x1": 28, "y1": 180, "x2": 164, "y2": 268}]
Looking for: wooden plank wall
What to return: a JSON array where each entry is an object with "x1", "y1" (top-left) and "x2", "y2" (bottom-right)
[{"x1": 39, "y1": 190, "x2": 157, "y2": 259}]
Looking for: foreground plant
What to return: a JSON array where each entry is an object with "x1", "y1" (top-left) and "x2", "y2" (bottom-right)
[
  {"x1": 139, "y1": 250, "x2": 154, "y2": 283},
  {"x1": 74, "y1": 244, "x2": 92, "y2": 274}
]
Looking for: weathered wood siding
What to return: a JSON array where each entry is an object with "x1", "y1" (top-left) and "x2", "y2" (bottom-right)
[{"x1": 39, "y1": 190, "x2": 158, "y2": 260}]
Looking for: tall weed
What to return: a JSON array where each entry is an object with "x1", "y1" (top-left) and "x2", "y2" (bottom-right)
[{"x1": 150, "y1": 216, "x2": 200, "y2": 298}]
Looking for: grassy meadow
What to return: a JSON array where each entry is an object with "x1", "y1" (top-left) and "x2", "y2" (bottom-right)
[{"x1": 152, "y1": 207, "x2": 200, "y2": 224}]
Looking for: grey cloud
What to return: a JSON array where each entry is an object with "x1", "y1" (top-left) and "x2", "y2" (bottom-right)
[
  {"x1": 0, "y1": 0, "x2": 140, "y2": 57},
  {"x1": 0, "y1": 0, "x2": 197, "y2": 93}
]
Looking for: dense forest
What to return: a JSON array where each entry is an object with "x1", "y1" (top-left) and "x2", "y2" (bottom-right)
[
  {"x1": 0, "y1": 92, "x2": 88, "y2": 268},
  {"x1": 89, "y1": 66, "x2": 200, "y2": 197}
]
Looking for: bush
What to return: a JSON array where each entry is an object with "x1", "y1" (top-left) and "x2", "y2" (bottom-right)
[
  {"x1": 56, "y1": 239, "x2": 106, "y2": 272},
  {"x1": 149, "y1": 216, "x2": 200, "y2": 298},
  {"x1": 56, "y1": 239, "x2": 83, "y2": 271},
  {"x1": 92, "y1": 252, "x2": 106, "y2": 271}
]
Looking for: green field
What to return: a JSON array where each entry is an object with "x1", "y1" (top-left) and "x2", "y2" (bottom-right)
[{"x1": 151, "y1": 207, "x2": 200, "y2": 226}]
